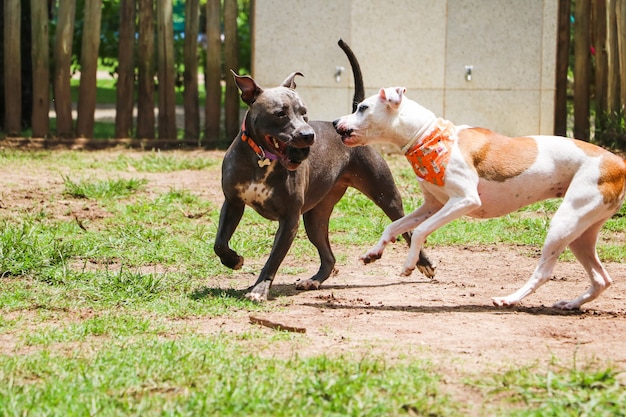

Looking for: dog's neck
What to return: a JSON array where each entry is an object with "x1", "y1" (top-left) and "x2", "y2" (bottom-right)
[
  {"x1": 401, "y1": 118, "x2": 456, "y2": 154},
  {"x1": 241, "y1": 114, "x2": 278, "y2": 163},
  {"x1": 394, "y1": 99, "x2": 455, "y2": 151}
]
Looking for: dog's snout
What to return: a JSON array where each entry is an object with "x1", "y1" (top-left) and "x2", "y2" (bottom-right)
[
  {"x1": 301, "y1": 130, "x2": 315, "y2": 145},
  {"x1": 333, "y1": 119, "x2": 352, "y2": 136}
]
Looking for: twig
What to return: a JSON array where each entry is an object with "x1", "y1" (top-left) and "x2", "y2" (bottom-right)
[
  {"x1": 249, "y1": 315, "x2": 306, "y2": 333},
  {"x1": 74, "y1": 215, "x2": 88, "y2": 231}
]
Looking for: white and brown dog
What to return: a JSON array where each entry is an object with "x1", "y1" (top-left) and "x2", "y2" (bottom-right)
[{"x1": 333, "y1": 87, "x2": 626, "y2": 310}]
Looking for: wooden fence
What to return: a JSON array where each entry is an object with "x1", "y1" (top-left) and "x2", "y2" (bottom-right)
[
  {"x1": 1, "y1": 0, "x2": 241, "y2": 148},
  {"x1": 555, "y1": 0, "x2": 626, "y2": 148},
  {"x1": 2, "y1": 0, "x2": 626, "y2": 149}
]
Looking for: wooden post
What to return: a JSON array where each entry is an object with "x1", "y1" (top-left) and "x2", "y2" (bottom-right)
[
  {"x1": 554, "y1": 0, "x2": 571, "y2": 137},
  {"x1": 617, "y1": 0, "x2": 626, "y2": 111},
  {"x1": 76, "y1": 0, "x2": 103, "y2": 138},
  {"x1": 157, "y1": 0, "x2": 177, "y2": 139},
  {"x1": 137, "y1": 0, "x2": 155, "y2": 139},
  {"x1": 4, "y1": 0, "x2": 22, "y2": 136},
  {"x1": 223, "y1": 0, "x2": 240, "y2": 142},
  {"x1": 594, "y1": 0, "x2": 608, "y2": 131},
  {"x1": 607, "y1": 0, "x2": 621, "y2": 113},
  {"x1": 31, "y1": 0, "x2": 50, "y2": 138},
  {"x1": 115, "y1": 0, "x2": 137, "y2": 139},
  {"x1": 183, "y1": 0, "x2": 200, "y2": 142},
  {"x1": 53, "y1": 0, "x2": 77, "y2": 138},
  {"x1": 573, "y1": 0, "x2": 591, "y2": 141},
  {"x1": 204, "y1": 0, "x2": 222, "y2": 145}
]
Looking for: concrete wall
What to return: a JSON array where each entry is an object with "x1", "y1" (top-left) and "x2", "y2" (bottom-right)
[{"x1": 252, "y1": 0, "x2": 557, "y2": 136}]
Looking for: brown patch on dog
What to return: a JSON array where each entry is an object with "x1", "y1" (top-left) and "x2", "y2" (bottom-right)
[
  {"x1": 573, "y1": 138, "x2": 607, "y2": 157},
  {"x1": 598, "y1": 155, "x2": 626, "y2": 207},
  {"x1": 458, "y1": 128, "x2": 538, "y2": 182},
  {"x1": 573, "y1": 139, "x2": 626, "y2": 207}
]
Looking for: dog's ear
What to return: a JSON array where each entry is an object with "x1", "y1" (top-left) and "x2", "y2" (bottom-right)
[
  {"x1": 378, "y1": 87, "x2": 405, "y2": 110},
  {"x1": 231, "y1": 70, "x2": 263, "y2": 105},
  {"x1": 281, "y1": 72, "x2": 304, "y2": 89}
]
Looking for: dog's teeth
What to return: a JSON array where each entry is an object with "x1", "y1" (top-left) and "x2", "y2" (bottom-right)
[{"x1": 273, "y1": 138, "x2": 279, "y2": 148}]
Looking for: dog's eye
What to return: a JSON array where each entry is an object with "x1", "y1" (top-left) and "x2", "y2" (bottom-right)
[
  {"x1": 274, "y1": 110, "x2": 287, "y2": 118},
  {"x1": 358, "y1": 104, "x2": 369, "y2": 113}
]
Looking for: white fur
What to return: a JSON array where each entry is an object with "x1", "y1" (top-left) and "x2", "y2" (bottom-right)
[{"x1": 334, "y1": 88, "x2": 626, "y2": 310}]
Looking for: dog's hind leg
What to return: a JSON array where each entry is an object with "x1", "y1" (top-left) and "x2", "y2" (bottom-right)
[
  {"x1": 492, "y1": 194, "x2": 610, "y2": 309},
  {"x1": 553, "y1": 221, "x2": 613, "y2": 310}
]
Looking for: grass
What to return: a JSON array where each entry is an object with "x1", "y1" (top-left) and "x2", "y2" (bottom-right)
[
  {"x1": 0, "y1": 149, "x2": 624, "y2": 415},
  {"x1": 478, "y1": 358, "x2": 626, "y2": 416},
  {"x1": 62, "y1": 176, "x2": 148, "y2": 199},
  {"x1": 0, "y1": 337, "x2": 453, "y2": 417}
]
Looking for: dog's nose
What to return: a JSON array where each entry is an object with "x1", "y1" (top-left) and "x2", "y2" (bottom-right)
[
  {"x1": 332, "y1": 119, "x2": 339, "y2": 128},
  {"x1": 301, "y1": 130, "x2": 315, "y2": 145}
]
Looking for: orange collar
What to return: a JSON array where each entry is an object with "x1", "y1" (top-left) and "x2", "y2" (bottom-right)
[
  {"x1": 240, "y1": 116, "x2": 277, "y2": 166},
  {"x1": 404, "y1": 124, "x2": 454, "y2": 186}
]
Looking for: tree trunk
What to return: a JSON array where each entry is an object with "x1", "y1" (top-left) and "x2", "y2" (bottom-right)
[
  {"x1": 115, "y1": 0, "x2": 136, "y2": 139},
  {"x1": 573, "y1": 0, "x2": 591, "y2": 141},
  {"x1": 53, "y1": 0, "x2": 76, "y2": 138},
  {"x1": 4, "y1": 0, "x2": 21, "y2": 136},
  {"x1": 617, "y1": 0, "x2": 626, "y2": 111},
  {"x1": 76, "y1": 0, "x2": 102, "y2": 138},
  {"x1": 157, "y1": 0, "x2": 177, "y2": 139},
  {"x1": 31, "y1": 0, "x2": 50, "y2": 138},
  {"x1": 594, "y1": 0, "x2": 608, "y2": 129},
  {"x1": 554, "y1": 0, "x2": 571, "y2": 137},
  {"x1": 137, "y1": 0, "x2": 155, "y2": 139},
  {"x1": 204, "y1": 0, "x2": 222, "y2": 146},
  {"x1": 607, "y1": 0, "x2": 621, "y2": 113},
  {"x1": 223, "y1": 0, "x2": 240, "y2": 142},
  {"x1": 183, "y1": 0, "x2": 200, "y2": 143}
]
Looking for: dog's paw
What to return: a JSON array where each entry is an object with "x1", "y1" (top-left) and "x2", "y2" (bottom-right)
[
  {"x1": 552, "y1": 300, "x2": 581, "y2": 310},
  {"x1": 491, "y1": 297, "x2": 517, "y2": 307},
  {"x1": 295, "y1": 279, "x2": 321, "y2": 291},
  {"x1": 360, "y1": 252, "x2": 382, "y2": 264},
  {"x1": 416, "y1": 263, "x2": 437, "y2": 279},
  {"x1": 220, "y1": 254, "x2": 244, "y2": 270},
  {"x1": 399, "y1": 267, "x2": 414, "y2": 276},
  {"x1": 245, "y1": 281, "x2": 270, "y2": 302}
]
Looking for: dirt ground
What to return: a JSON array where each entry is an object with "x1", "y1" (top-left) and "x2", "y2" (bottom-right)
[{"x1": 3, "y1": 149, "x2": 626, "y2": 411}]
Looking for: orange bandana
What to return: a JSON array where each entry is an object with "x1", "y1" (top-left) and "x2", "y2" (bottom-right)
[{"x1": 404, "y1": 123, "x2": 454, "y2": 186}]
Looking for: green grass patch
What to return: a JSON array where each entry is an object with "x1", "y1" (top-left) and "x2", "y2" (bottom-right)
[
  {"x1": 113, "y1": 150, "x2": 219, "y2": 172},
  {"x1": 479, "y1": 359, "x2": 626, "y2": 416},
  {"x1": 62, "y1": 176, "x2": 147, "y2": 199},
  {"x1": 0, "y1": 337, "x2": 455, "y2": 417}
]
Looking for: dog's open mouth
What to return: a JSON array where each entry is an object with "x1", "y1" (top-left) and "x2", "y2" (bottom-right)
[
  {"x1": 264, "y1": 135, "x2": 310, "y2": 170},
  {"x1": 338, "y1": 129, "x2": 359, "y2": 146}
]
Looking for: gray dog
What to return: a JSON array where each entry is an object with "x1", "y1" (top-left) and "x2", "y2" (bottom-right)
[{"x1": 214, "y1": 40, "x2": 435, "y2": 301}]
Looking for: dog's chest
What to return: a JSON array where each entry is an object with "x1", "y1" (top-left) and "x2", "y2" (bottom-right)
[{"x1": 236, "y1": 179, "x2": 274, "y2": 207}]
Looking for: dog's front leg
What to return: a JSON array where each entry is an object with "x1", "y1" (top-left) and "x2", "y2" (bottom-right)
[
  {"x1": 214, "y1": 198, "x2": 246, "y2": 270},
  {"x1": 246, "y1": 214, "x2": 300, "y2": 302},
  {"x1": 401, "y1": 194, "x2": 481, "y2": 275},
  {"x1": 361, "y1": 197, "x2": 444, "y2": 264}
]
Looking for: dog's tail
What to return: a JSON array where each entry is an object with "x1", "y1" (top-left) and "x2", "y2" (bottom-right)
[{"x1": 338, "y1": 39, "x2": 364, "y2": 112}]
